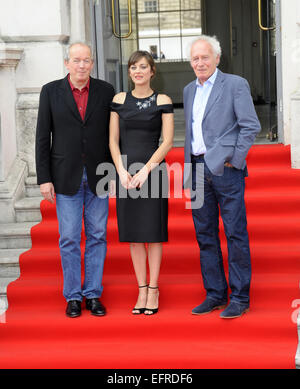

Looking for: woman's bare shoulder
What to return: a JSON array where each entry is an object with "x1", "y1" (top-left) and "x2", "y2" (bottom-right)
[
  {"x1": 113, "y1": 92, "x2": 127, "y2": 104},
  {"x1": 157, "y1": 94, "x2": 173, "y2": 105}
]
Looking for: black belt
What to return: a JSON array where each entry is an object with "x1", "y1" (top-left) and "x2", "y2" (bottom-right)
[{"x1": 191, "y1": 154, "x2": 205, "y2": 159}]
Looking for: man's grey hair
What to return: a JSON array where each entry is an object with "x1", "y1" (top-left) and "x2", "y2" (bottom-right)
[
  {"x1": 187, "y1": 35, "x2": 222, "y2": 59},
  {"x1": 64, "y1": 42, "x2": 94, "y2": 62}
]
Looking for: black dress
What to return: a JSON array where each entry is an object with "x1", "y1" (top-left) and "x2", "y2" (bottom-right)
[{"x1": 111, "y1": 92, "x2": 173, "y2": 242}]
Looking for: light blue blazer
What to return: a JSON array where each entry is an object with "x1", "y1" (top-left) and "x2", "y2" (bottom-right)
[{"x1": 183, "y1": 69, "x2": 261, "y2": 186}]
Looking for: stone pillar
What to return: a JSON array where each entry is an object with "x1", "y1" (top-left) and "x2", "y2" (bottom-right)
[
  {"x1": 70, "y1": 0, "x2": 87, "y2": 43},
  {"x1": 0, "y1": 47, "x2": 23, "y2": 181},
  {"x1": 0, "y1": 46, "x2": 27, "y2": 223},
  {"x1": 296, "y1": 308, "x2": 300, "y2": 368},
  {"x1": 291, "y1": 86, "x2": 300, "y2": 169},
  {"x1": 290, "y1": 1, "x2": 300, "y2": 169}
]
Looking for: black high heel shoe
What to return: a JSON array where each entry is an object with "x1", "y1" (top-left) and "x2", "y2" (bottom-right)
[
  {"x1": 132, "y1": 285, "x2": 148, "y2": 315},
  {"x1": 144, "y1": 286, "x2": 159, "y2": 315}
]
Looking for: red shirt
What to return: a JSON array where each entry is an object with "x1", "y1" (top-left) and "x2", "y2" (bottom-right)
[{"x1": 68, "y1": 74, "x2": 90, "y2": 121}]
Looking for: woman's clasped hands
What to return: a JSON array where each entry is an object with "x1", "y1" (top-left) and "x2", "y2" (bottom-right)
[{"x1": 119, "y1": 165, "x2": 150, "y2": 189}]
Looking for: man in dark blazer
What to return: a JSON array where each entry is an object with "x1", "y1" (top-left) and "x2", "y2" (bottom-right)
[
  {"x1": 35, "y1": 42, "x2": 115, "y2": 318},
  {"x1": 183, "y1": 35, "x2": 261, "y2": 319}
]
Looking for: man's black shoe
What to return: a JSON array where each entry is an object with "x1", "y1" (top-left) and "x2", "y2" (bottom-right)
[
  {"x1": 86, "y1": 298, "x2": 106, "y2": 316},
  {"x1": 66, "y1": 300, "x2": 81, "y2": 318}
]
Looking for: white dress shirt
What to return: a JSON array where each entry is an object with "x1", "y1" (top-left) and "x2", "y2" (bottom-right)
[{"x1": 191, "y1": 68, "x2": 218, "y2": 156}]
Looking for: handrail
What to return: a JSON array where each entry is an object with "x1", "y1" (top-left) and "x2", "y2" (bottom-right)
[
  {"x1": 258, "y1": 0, "x2": 275, "y2": 31},
  {"x1": 111, "y1": 0, "x2": 132, "y2": 38}
]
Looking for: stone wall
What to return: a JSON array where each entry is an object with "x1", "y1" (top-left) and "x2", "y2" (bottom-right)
[
  {"x1": 0, "y1": 47, "x2": 23, "y2": 182},
  {"x1": 16, "y1": 93, "x2": 40, "y2": 177},
  {"x1": 289, "y1": 1, "x2": 300, "y2": 168}
]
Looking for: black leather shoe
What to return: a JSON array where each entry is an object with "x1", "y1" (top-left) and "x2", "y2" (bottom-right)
[
  {"x1": 66, "y1": 300, "x2": 81, "y2": 318},
  {"x1": 86, "y1": 298, "x2": 106, "y2": 316}
]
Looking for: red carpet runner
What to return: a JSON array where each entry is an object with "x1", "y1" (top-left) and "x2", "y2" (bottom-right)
[{"x1": 0, "y1": 144, "x2": 299, "y2": 369}]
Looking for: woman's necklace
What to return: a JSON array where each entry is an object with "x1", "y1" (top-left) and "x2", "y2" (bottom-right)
[{"x1": 133, "y1": 91, "x2": 156, "y2": 110}]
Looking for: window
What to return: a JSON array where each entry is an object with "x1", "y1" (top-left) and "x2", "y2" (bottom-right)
[
  {"x1": 123, "y1": 1, "x2": 202, "y2": 62},
  {"x1": 139, "y1": 0, "x2": 202, "y2": 61},
  {"x1": 144, "y1": 1, "x2": 158, "y2": 13}
]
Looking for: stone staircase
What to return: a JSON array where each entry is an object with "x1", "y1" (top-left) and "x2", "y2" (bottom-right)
[
  {"x1": 297, "y1": 313, "x2": 300, "y2": 369},
  {"x1": 159, "y1": 108, "x2": 185, "y2": 147},
  {"x1": 0, "y1": 175, "x2": 42, "y2": 315},
  {"x1": 173, "y1": 108, "x2": 185, "y2": 147}
]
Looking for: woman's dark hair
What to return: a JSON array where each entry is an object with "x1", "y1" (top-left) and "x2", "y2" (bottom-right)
[{"x1": 128, "y1": 50, "x2": 156, "y2": 78}]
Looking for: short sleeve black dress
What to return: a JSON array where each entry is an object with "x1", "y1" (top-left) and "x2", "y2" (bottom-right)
[{"x1": 111, "y1": 92, "x2": 173, "y2": 243}]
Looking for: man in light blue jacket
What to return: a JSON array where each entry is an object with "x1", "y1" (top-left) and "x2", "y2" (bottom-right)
[{"x1": 183, "y1": 35, "x2": 261, "y2": 319}]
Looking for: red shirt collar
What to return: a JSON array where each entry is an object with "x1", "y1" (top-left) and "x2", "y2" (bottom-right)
[{"x1": 68, "y1": 74, "x2": 90, "y2": 91}]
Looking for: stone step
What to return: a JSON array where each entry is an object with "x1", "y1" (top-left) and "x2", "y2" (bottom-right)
[
  {"x1": 25, "y1": 176, "x2": 41, "y2": 197},
  {"x1": 0, "y1": 277, "x2": 19, "y2": 316},
  {"x1": 0, "y1": 222, "x2": 36, "y2": 249},
  {"x1": 173, "y1": 138, "x2": 185, "y2": 147},
  {"x1": 0, "y1": 299, "x2": 7, "y2": 316},
  {"x1": 0, "y1": 277, "x2": 19, "y2": 294},
  {"x1": 14, "y1": 196, "x2": 42, "y2": 222},
  {"x1": 0, "y1": 248, "x2": 24, "y2": 277},
  {"x1": 0, "y1": 248, "x2": 25, "y2": 265},
  {"x1": 0, "y1": 265, "x2": 20, "y2": 278},
  {"x1": 0, "y1": 277, "x2": 19, "y2": 299},
  {"x1": 174, "y1": 110, "x2": 185, "y2": 148}
]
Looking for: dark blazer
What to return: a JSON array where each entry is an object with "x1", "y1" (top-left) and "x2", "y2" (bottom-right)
[
  {"x1": 35, "y1": 75, "x2": 115, "y2": 196},
  {"x1": 183, "y1": 69, "x2": 261, "y2": 186}
]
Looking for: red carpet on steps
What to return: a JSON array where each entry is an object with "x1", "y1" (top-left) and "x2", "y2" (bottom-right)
[{"x1": 0, "y1": 144, "x2": 300, "y2": 369}]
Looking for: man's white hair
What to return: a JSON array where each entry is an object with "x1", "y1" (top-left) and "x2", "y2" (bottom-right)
[
  {"x1": 188, "y1": 35, "x2": 222, "y2": 59},
  {"x1": 64, "y1": 42, "x2": 94, "y2": 62}
]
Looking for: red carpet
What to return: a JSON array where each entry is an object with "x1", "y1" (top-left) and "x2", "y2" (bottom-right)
[{"x1": 0, "y1": 144, "x2": 299, "y2": 369}]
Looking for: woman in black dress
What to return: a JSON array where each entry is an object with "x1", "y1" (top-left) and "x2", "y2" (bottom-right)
[{"x1": 109, "y1": 51, "x2": 174, "y2": 315}]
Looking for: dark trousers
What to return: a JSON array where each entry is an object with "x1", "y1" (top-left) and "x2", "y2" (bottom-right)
[{"x1": 191, "y1": 155, "x2": 251, "y2": 305}]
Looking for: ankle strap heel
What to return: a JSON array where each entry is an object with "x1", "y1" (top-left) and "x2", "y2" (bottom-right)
[
  {"x1": 132, "y1": 285, "x2": 148, "y2": 315},
  {"x1": 144, "y1": 286, "x2": 159, "y2": 316}
]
